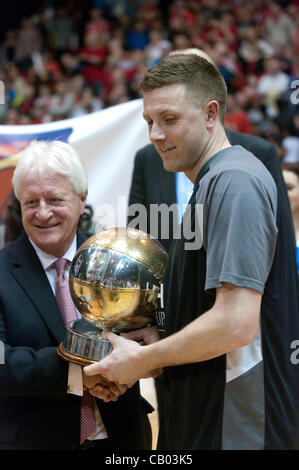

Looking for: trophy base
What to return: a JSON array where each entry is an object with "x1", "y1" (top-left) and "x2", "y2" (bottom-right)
[{"x1": 57, "y1": 319, "x2": 112, "y2": 365}]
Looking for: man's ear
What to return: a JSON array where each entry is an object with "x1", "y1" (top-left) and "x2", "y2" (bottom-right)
[
  {"x1": 204, "y1": 100, "x2": 219, "y2": 129},
  {"x1": 80, "y1": 191, "x2": 88, "y2": 213}
]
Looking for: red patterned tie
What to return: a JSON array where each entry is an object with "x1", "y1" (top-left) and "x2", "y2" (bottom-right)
[{"x1": 53, "y1": 258, "x2": 96, "y2": 444}]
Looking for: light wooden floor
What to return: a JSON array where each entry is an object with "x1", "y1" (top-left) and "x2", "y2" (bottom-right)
[{"x1": 140, "y1": 378, "x2": 159, "y2": 449}]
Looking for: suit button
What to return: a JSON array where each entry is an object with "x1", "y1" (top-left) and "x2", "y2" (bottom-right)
[{"x1": 67, "y1": 441, "x2": 76, "y2": 450}]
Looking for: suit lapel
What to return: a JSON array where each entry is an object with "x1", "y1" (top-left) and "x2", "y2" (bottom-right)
[
  {"x1": 11, "y1": 231, "x2": 91, "y2": 343},
  {"x1": 11, "y1": 233, "x2": 65, "y2": 343}
]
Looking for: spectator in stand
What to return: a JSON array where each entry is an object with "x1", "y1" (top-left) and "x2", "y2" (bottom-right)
[
  {"x1": 168, "y1": 0, "x2": 196, "y2": 33},
  {"x1": 17, "y1": 84, "x2": 35, "y2": 117},
  {"x1": 238, "y1": 25, "x2": 271, "y2": 76},
  {"x1": 60, "y1": 52, "x2": 81, "y2": 78},
  {"x1": 125, "y1": 19, "x2": 149, "y2": 50},
  {"x1": 263, "y1": 2, "x2": 296, "y2": 49},
  {"x1": 30, "y1": 51, "x2": 62, "y2": 84},
  {"x1": 106, "y1": 82, "x2": 129, "y2": 106},
  {"x1": 85, "y1": 7, "x2": 110, "y2": 39},
  {"x1": 171, "y1": 32, "x2": 191, "y2": 51},
  {"x1": 225, "y1": 94, "x2": 254, "y2": 134},
  {"x1": 145, "y1": 28, "x2": 172, "y2": 67},
  {"x1": 106, "y1": 38, "x2": 125, "y2": 68},
  {"x1": 0, "y1": 30, "x2": 17, "y2": 68},
  {"x1": 282, "y1": 163, "x2": 299, "y2": 274},
  {"x1": 125, "y1": 50, "x2": 148, "y2": 99},
  {"x1": 30, "y1": 103, "x2": 48, "y2": 124},
  {"x1": 279, "y1": 112, "x2": 299, "y2": 164},
  {"x1": 198, "y1": 11, "x2": 238, "y2": 52},
  {"x1": 6, "y1": 63, "x2": 35, "y2": 115},
  {"x1": 257, "y1": 56, "x2": 290, "y2": 118},
  {"x1": 34, "y1": 84, "x2": 52, "y2": 112},
  {"x1": 71, "y1": 86, "x2": 103, "y2": 117},
  {"x1": 48, "y1": 7, "x2": 75, "y2": 56},
  {"x1": 6, "y1": 64, "x2": 26, "y2": 107},
  {"x1": 275, "y1": 95, "x2": 299, "y2": 163},
  {"x1": 292, "y1": 7, "x2": 299, "y2": 55},
  {"x1": 115, "y1": 49, "x2": 146, "y2": 83},
  {"x1": 64, "y1": 74, "x2": 83, "y2": 108},
  {"x1": 138, "y1": 0, "x2": 161, "y2": 27},
  {"x1": 108, "y1": 0, "x2": 142, "y2": 20},
  {"x1": 79, "y1": 30, "x2": 109, "y2": 92},
  {"x1": 208, "y1": 42, "x2": 240, "y2": 91},
  {"x1": 105, "y1": 67, "x2": 129, "y2": 106},
  {"x1": 15, "y1": 17, "x2": 42, "y2": 71},
  {"x1": 236, "y1": 84, "x2": 266, "y2": 134},
  {"x1": 3, "y1": 192, "x2": 22, "y2": 246},
  {"x1": 49, "y1": 79, "x2": 74, "y2": 120},
  {"x1": 282, "y1": 135, "x2": 299, "y2": 165},
  {"x1": 3, "y1": 109, "x2": 20, "y2": 125}
]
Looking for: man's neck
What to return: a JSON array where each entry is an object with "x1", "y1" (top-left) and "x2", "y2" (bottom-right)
[
  {"x1": 29, "y1": 235, "x2": 77, "y2": 270},
  {"x1": 185, "y1": 126, "x2": 231, "y2": 183}
]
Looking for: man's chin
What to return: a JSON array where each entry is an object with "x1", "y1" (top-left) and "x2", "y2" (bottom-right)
[
  {"x1": 34, "y1": 241, "x2": 66, "y2": 258},
  {"x1": 30, "y1": 232, "x2": 62, "y2": 254},
  {"x1": 162, "y1": 159, "x2": 184, "y2": 173}
]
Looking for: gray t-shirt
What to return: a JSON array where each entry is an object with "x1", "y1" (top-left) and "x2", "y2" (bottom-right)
[
  {"x1": 159, "y1": 145, "x2": 295, "y2": 450},
  {"x1": 196, "y1": 145, "x2": 278, "y2": 293}
]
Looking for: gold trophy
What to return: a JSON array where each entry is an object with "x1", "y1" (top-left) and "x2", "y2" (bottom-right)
[{"x1": 57, "y1": 227, "x2": 167, "y2": 365}]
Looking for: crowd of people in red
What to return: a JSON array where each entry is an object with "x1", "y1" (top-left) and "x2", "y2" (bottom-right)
[{"x1": 0, "y1": 0, "x2": 298, "y2": 163}]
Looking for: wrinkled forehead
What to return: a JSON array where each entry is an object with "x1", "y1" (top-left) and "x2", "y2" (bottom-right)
[
  {"x1": 19, "y1": 168, "x2": 73, "y2": 196},
  {"x1": 22, "y1": 161, "x2": 66, "y2": 182}
]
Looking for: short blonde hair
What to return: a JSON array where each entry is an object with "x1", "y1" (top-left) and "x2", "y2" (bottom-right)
[
  {"x1": 170, "y1": 47, "x2": 216, "y2": 66},
  {"x1": 139, "y1": 53, "x2": 227, "y2": 124}
]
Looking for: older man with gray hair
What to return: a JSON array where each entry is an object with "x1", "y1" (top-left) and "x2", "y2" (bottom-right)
[{"x1": 0, "y1": 140, "x2": 152, "y2": 450}]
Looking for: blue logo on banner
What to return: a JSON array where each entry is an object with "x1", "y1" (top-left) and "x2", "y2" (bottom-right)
[{"x1": 0, "y1": 127, "x2": 73, "y2": 223}]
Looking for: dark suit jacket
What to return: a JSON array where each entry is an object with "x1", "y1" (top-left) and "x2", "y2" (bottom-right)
[{"x1": 0, "y1": 230, "x2": 152, "y2": 450}]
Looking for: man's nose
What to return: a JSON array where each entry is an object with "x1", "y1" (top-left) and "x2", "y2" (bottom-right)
[
  {"x1": 149, "y1": 123, "x2": 165, "y2": 142},
  {"x1": 35, "y1": 201, "x2": 52, "y2": 219}
]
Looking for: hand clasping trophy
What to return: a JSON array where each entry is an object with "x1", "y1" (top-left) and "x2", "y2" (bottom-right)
[{"x1": 57, "y1": 227, "x2": 168, "y2": 365}]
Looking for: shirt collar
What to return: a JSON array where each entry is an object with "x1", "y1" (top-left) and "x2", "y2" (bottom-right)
[
  {"x1": 29, "y1": 235, "x2": 77, "y2": 271},
  {"x1": 194, "y1": 145, "x2": 238, "y2": 188}
]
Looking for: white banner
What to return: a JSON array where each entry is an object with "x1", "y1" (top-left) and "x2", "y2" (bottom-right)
[{"x1": 0, "y1": 99, "x2": 149, "y2": 229}]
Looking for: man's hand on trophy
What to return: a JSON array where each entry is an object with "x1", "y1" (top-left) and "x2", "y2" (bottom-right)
[
  {"x1": 121, "y1": 325, "x2": 160, "y2": 346},
  {"x1": 121, "y1": 326, "x2": 163, "y2": 377},
  {"x1": 82, "y1": 370, "x2": 127, "y2": 402},
  {"x1": 84, "y1": 332, "x2": 161, "y2": 387}
]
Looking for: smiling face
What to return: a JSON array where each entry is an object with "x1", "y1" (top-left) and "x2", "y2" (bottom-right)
[
  {"x1": 19, "y1": 170, "x2": 87, "y2": 257},
  {"x1": 143, "y1": 84, "x2": 211, "y2": 178}
]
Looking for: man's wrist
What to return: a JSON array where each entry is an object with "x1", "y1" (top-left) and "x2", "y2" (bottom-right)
[{"x1": 138, "y1": 341, "x2": 163, "y2": 374}]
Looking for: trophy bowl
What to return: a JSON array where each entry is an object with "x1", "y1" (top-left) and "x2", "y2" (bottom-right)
[{"x1": 57, "y1": 227, "x2": 168, "y2": 365}]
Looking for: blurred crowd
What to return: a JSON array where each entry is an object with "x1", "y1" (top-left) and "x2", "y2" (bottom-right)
[{"x1": 0, "y1": 0, "x2": 299, "y2": 163}]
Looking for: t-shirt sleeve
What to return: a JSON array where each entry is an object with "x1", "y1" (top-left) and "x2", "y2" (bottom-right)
[{"x1": 202, "y1": 169, "x2": 278, "y2": 293}]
